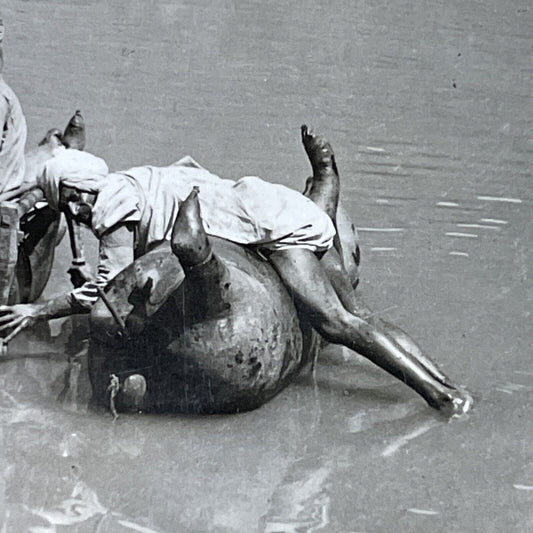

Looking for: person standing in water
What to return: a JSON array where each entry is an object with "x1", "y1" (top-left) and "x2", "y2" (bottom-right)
[
  {"x1": 0, "y1": 18, "x2": 27, "y2": 195},
  {"x1": 0, "y1": 18, "x2": 85, "y2": 195},
  {"x1": 0, "y1": 126, "x2": 472, "y2": 416},
  {"x1": 0, "y1": 20, "x2": 88, "y2": 305}
]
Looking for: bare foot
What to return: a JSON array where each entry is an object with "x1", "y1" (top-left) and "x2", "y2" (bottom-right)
[
  {"x1": 62, "y1": 110, "x2": 86, "y2": 150},
  {"x1": 301, "y1": 125, "x2": 338, "y2": 176},
  {"x1": 300, "y1": 125, "x2": 340, "y2": 220},
  {"x1": 437, "y1": 388, "x2": 474, "y2": 419},
  {"x1": 171, "y1": 187, "x2": 212, "y2": 268}
]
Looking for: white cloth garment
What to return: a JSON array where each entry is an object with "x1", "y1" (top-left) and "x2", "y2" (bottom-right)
[
  {"x1": 38, "y1": 152, "x2": 336, "y2": 309},
  {"x1": 0, "y1": 77, "x2": 27, "y2": 194}
]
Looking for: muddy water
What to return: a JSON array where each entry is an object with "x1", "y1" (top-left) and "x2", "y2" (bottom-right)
[{"x1": 1, "y1": 0, "x2": 532, "y2": 531}]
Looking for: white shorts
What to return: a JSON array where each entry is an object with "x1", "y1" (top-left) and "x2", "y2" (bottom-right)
[{"x1": 229, "y1": 176, "x2": 336, "y2": 253}]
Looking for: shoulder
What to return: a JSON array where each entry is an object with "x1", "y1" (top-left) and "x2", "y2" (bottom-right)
[
  {"x1": 0, "y1": 78, "x2": 24, "y2": 123},
  {"x1": 50, "y1": 148, "x2": 109, "y2": 175},
  {"x1": 0, "y1": 78, "x2": 9, "y2": 113},
  {"x1": 0, "y1": 77, "x2": 20, "y2": 106},
  {"x1": 0, "y1": 92, "x2": 7, "y2": 118}
]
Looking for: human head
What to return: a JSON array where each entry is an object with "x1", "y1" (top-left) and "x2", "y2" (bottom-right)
[
  {"x1": 37, "y1": 148, "x2": 109, "y2": 212},
  {"x1": 58, "y1": 185, "x2": 97, "y2": 226}
]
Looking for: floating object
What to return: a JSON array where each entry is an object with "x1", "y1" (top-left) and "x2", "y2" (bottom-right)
[
  {"x1": 89, "y1": 186, "x2": 360, "y2": 414},
  {"x1": 88, "y1": 197, "x2": 359, "y2": 413},
  {"x1": 89, "y1": 238, "x2": 317, "y2": 414}
]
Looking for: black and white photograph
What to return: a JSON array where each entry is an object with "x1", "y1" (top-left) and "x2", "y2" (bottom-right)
[{"x1": 0, "y1": 1, "x2": 531, "y2": 531}]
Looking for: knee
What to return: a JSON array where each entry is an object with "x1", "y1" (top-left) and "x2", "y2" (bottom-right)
[
  {"x1": 314, "y1": 308, "x2": 377, "y2": 351},
  {"x1": 327, "y1": 256, "x2": 345, "y2": 278},
  {"x1": 310, "y1": 305, "x2": 352, "y2": 344}
]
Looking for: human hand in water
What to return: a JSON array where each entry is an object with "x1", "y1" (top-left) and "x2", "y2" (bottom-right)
[{"x1": 0, "y1": 303, "x2": 40, "y2": 343}]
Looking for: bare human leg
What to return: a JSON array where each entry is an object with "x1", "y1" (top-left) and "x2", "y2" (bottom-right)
[
  {"x1": 320, "y1": 246, "x2": 456, "y2": 388},
  {"x1": 301, "y1": 125, "x2": 345, "y2": 258},
  {"x1": 349, "y1": 292, "x2": 457, "y2": 389},
  {"x1": 298, "y1": 127, "x2": 470, "y2": 412},
  {"x1": 267, "y1": 247, "x2": 471, "y2": 415},
  {"x1": 300, "y1": 125, "x2": 339, "y2": 222}
]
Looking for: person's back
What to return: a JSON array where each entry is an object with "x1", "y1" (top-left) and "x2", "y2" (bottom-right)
[
  {"x1": 111, "y1": 157, "x2": 334, "y2": 258},
  {"x1": 115, "y1": 157, "x2": 255, "y2": 255},
  {"x1": 0, "y1": 19, "x2": 27, "y2": 194}
]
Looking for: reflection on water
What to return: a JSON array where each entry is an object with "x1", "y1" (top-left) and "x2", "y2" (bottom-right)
[{"x1": 1, "y1": 0, "x2": 532, "y2": 531}]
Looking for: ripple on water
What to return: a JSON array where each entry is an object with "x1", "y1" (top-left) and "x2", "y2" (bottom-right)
[
  {"x1": 1, "y1": 0, "x2": 531, "y2": 531},
  {"x1": 477, "y1": 195, "x2": 523, "y2": 204},
  {"x1": 445, "y1": 232, "x2": 478, "y2": 238},
  {"x1": 455, "y1": 223, "x2": 500, "y2": 230}
]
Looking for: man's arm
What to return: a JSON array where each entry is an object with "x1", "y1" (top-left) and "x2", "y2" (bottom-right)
[
  {"x1": 0, "y1": 293, "x2": 78, "y2": 345},
  {"x1": 0, "y1": 223, "x2": 135, "y2": 337},
  {"x1": 68, "y1": 223, "x2": 135, "y2": 310}
]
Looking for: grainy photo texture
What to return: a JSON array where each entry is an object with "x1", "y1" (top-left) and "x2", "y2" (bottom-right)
[{"x1": 0, "y1": 1, "x2": 531, "y2": 531}]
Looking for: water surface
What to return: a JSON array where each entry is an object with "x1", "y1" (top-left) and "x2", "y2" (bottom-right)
[{"x1": 1, "y1": 0, "x2": 531, "y2": 531}]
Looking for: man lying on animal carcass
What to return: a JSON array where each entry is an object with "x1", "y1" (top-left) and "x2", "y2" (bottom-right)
[{"x1": 0, "y1": 125, "x2": 472, "y2": 416}]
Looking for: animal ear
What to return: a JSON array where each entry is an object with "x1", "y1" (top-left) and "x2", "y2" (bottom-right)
[
  {"x1": 52, "y1": 129, "x2": 65, "y2": 143},
  {"x1": 38, "y1": 128, "x2": 64, "y2": 147}
]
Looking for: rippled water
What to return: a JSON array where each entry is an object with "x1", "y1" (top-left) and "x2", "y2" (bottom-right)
[{"x1": 1, "y1": 0, "x2": 532, "y2": 531}]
